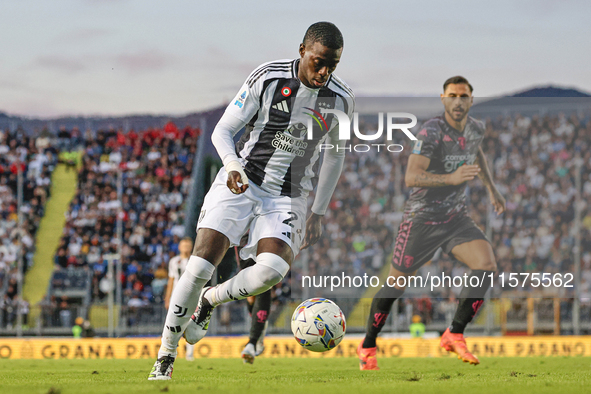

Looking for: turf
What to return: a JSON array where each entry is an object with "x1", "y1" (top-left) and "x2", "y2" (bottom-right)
[{"x1": 1, "y1": 357, "x2": 590, "y2": 394}]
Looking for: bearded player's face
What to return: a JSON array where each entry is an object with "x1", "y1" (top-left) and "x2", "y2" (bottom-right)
[
  {"x1": 441, "y1": 83, "x2": 473, "y2": 122},
  {"x1": 298, "y1": 41, "x2": 342, "y2": 89}
]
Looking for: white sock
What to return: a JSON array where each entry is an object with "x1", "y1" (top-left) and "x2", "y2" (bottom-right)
[
  {"x1": 205, "y1": 252, "x2": 289, "y2": 307},
  {"x1": 158, "y1": 255, "x2": 215, "y2": 358},
  {"x1": 186, "y1": 343, "x2": 194, "y2": 359}
]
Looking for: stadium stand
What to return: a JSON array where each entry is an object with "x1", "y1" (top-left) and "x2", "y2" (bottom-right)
[
  {"x1": 0, "y1": 128, "x2": 58, "y2": 329},
  {"x1": 47, "y1": 123, "x2": 200, "y2": 329},
  {"x1": 3, "y1": 108, "x2": 590, "y2": 336}
]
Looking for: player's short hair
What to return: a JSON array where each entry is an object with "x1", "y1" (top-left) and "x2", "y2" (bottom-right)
[
  {"x1": 443, "y1": 76, "x2": 473, "y2": 93},
  {"x1": 303, "y1": 22, "x2": 343, "y2": 49}
]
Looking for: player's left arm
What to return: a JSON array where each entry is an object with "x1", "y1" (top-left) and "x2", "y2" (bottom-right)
[
  {"x1": 302, "y1": 106, "x2": 350, "y2": 249},
  {"x1": 476, "y1": 146, "x2": 505, "y2": 214}
]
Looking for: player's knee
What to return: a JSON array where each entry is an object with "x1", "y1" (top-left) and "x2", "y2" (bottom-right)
[
  {"x1": 192, "y1": 228, "x2": 230, "y2": 264},
  {"x1": 474, "y1": 259, "x2": 497, "y2": 273},
  {"x1": 387, "y1": 265, "x2": 414, "y2": 290},
  {"x1": 257, "y1": 266, "x2": 284, "y2": 287},
  {"x1": 185, "y1": 256, "x2": 216, "y2": 281},
  {"x1": 256, "y1": 252, "x2": 290, "y2": 286},
  {"x1": 258, "y1": 238, "x2": 293, "y2": 264},
  {"x1": 378, "y1": 284, "x2": 405, "y2": 298}
]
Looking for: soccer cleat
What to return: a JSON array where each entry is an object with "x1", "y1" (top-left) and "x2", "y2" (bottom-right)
[
  {"x1": 241, "y1": 343, "x2": 256, "y2": 364},
  {"x1": 440, "y1": 328, "x2": 480, "y2": 365},
  {"x1": 357, "y1": 341, "x2": 379, "y2": 370},
  {"x1": 184, "y1": 287, "x2": 214, "y2": 345},
  {"x1": 255, "y1": 321, "x2": 268, "y2": 356},
  {"x1": 148, "y1": 356, "x2": 175, "y2": 380}
]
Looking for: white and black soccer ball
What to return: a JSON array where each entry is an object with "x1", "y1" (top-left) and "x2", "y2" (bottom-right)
[{"x1": 291, "y1": 298, "x2": 346, "y2": 352}]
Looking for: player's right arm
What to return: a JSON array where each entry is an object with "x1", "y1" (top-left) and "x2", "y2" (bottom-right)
[
  {"x1": 405, "y1": 154, "x2": 480, "y2": 188},
  {"x1": 211, "y1": 113, "x2": 249, "y2": 194},
  {"x1": 405, "y1": 122, "x2": 479, "y2": 188},
  {"x1": 211, "y1": 63, "x2": 270, "y2": 194}
]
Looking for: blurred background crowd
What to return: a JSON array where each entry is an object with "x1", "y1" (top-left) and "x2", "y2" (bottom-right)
[
  {"x1": 1, "y1": 109, "x2": 590, "y2": 334},
  {"x1": 0, "y1": 128, "x2": 58, "y2": 328},
  {"x1": 297, "y1": 111, "x2": 591, "y2": 328}
]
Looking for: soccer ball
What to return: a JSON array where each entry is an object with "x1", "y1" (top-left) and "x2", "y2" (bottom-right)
[{"x1": 291, "y1": 298, "x2": 346, "y2": 352}]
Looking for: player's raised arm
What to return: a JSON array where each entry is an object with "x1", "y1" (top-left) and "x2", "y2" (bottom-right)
[
  {"x1": 405, "y1": 153, "x2": 480, "y2": 188},
  {"x1": 476, "y1": 146, "x2": 506, "y2": 214}
]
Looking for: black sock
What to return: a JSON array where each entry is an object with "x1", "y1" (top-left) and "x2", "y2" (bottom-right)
[
  {"x1": 449, "y1": 270, "x2": 493, "y2": 334},
  {"x1": 246, "y1": 298, "x2": 254, "y2": 315},
  {"x1": 362, "y1": 286, "x2": 404, "y2": 348},
  {"x1": 449, "y1": 298, "x2": 484, "y2": 333},
  {"x1": 248, "y1": 289, "x2": 272, "y2": 346}
]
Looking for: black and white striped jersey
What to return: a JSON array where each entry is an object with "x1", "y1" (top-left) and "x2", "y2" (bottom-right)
[{"x1": 224, "y1": 59, "x2": 355, "y2": 198}]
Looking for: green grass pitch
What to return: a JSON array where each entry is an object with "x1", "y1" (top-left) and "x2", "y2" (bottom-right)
[{"x1": 1, "y1": 357, "x2": 590, "y2": 394}]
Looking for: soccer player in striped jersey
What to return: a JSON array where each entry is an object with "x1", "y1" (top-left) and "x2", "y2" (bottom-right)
[{"x1": 149, "y1": 21, "x2": 354, "y2": 380}]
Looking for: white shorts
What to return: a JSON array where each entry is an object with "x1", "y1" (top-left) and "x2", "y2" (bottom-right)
[{"x1": 197, "y1": 168, "x2": 307, "y2": 261}]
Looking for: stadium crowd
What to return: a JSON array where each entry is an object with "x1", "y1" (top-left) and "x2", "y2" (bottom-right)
[
  {"x1": 0, "y1": 128, "x2": 58, "y2": 328},
  {"x1": 4, "y1": 108, "x2": 591, "y2": 333},
  {"x1": 43, "y1": 121, "x2": 293, "y2": 330},
  {"x1": 52, "y1": 122, "x2": 200, "y2": 321}
]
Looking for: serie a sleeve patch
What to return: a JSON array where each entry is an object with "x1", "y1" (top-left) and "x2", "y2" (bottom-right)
[{"x1": 412, "y1": 140, "x2": 423, "y2": 154}]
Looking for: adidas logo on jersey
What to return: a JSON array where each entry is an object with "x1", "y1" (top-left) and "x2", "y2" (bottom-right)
[
  {"x1": 272, "y1": 100, "x2": 290, "y2": 113},
  {"x1": 443, "y1": 134, "x2": 453, "y2": 142}
]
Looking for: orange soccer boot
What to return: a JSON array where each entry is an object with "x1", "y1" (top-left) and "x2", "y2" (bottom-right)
[
  {"x1": 357, "y1": 341, "x2": 380, "y2": 370},
  {"x1": 440, "y1": 328, "x2": 480, "y2": 365}
]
